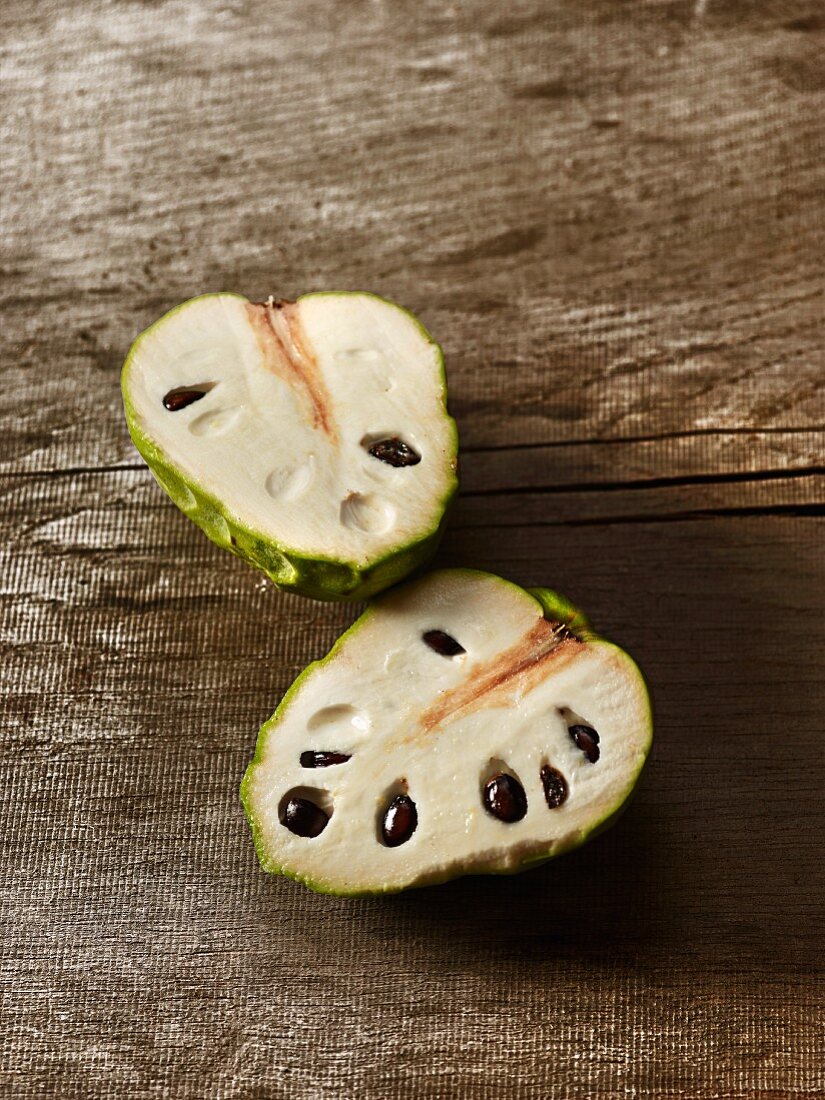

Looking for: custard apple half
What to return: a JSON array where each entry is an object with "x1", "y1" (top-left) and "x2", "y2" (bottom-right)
[
  {"x1": 122, "y1": 292, "x2": 458, "y2": 600},
  {"x1": 241, "y1": 569, "x2": 652, "y2": 895}
]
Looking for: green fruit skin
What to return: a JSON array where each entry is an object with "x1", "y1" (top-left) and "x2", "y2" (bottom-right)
[
  {"x1": 121, "y1": 292, "x2": 459, "y2": 602},
  {"x1": 240, "y1": 570, "x2": 654, "y2": 896}
]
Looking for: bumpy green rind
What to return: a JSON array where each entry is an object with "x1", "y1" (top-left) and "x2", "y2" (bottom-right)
[
  {"x1": 241, "y1": 569, "x2": 654, "y2": 896},
  {"x1": 121, "y1": 292, "x2": 459, "y2": 601}
]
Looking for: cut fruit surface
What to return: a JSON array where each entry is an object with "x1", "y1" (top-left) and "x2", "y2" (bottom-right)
[
  {"x1": 241, "y1": 569, "x2": 653, "y2": 896},
  {"x1": 122, "y1": 292, "x2": 458, "y2": 600}
]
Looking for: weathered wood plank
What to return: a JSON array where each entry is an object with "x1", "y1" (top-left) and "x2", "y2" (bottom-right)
[
  {"x1": 2, "y1": 499, "x2": 823, "y2": 1096},
  {"x1": 1, "y1": 0, "x2": 823, "y2": 473},
  {"x1": 3, "y1": 0, "x2": 824, "y2": 1096},
  {"x1": 460, "y1": 429, "x2": 825, "y2": 491}
]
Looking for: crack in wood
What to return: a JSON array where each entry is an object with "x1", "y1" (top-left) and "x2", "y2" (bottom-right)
[
  {"x1": 456, "y1": 503, "x2": 825, "y2": 529},
  {"x1": 461, "y1": 465, "x2": 825, "y2": 498},
  {"x1": 460, "y1": 427, "x2": 825, "y2": 455}
]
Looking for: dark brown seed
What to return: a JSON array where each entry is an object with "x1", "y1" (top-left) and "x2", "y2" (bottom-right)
[
  {"x1": 422, "y1": 630, "x2": 466, "y2": 657},
  {"x1": 367, "y1": 437, "x2": 421, "y2": 467},
  {"x1": 280, "y1": 797, "x2": 329, "y2": 838},
  {"x1": 569, "y1": 724, "x2": 600, "y2": 763},
  {"x1": 382, "y1": 795, "x2": 418, "y2": 847},
  {"x1": 299, "y1": 751, "x2": 351, "y2": 768},
  {"x1": 540, "y1": 765, "x2": 569, "y2": 808},
  {"x1": 483, "y1": 773, "x2": 527, "y2": 823},
  {"x1": 162, "y1": 386, "x2": 208, "y2": 411}
]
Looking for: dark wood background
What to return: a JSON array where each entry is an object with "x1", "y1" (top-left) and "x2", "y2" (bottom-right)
[{"x1": 2, "y1": 1, "x2": 823, "y2": 1096}]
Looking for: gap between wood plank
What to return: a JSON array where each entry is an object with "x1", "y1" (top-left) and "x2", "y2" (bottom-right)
[
  {"x1": 462, "y1": 465, "x2": 825, "y2": 498},
  {"x1": 454, "y1": 504, "x2": 825, "y2": 528},
  {"x1": 460, "y1": 425, "x2": 825, "y2": 455},
  {"x1": 1, "y1": 463, "x2": 146, "y2": 480}
]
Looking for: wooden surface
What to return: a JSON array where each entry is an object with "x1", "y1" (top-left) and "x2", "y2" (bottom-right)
[{"x1": 2, "y1": 1, "x2": 824, "y2": 1096}]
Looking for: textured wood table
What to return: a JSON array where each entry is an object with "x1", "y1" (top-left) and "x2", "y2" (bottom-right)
[{"x1": 2, "y1": 1, "x2": 824, "y2": 1096}]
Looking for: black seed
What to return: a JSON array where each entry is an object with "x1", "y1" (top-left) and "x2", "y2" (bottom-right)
[
  {"x1": 162, "y1": 386, "x2": 208, "y2": 411},
  {"x1": 422, "y1": 630, "x2": 466, "y2": 657},
  {"x1": 367, "y1": 437, "x2": 421, "y2": 467},
  {"x1": 382, "y1": 794, "x2": 418, "y2": 847},
  {"x1": 299, "y1": 751, "x2": 351, "y2": 768},
  {"x1": 540, "y1": 764, "x2": 569, "y2": 808},
  {"x1": 280, "y1": 797, "x2": 329, "y2": 838},
  {"x1": 483, "y1": 773, "x2": 527, "y2": 823},
  {"x1": 569, "y1": 724, "x2": 600, "y2": 763}
]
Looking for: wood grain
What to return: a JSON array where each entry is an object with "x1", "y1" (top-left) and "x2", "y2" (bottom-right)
[{"x1": 1, "y1": 0, "x2": 823, "y2": 1096}]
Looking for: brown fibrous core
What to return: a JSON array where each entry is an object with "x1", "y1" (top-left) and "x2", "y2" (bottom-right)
[
  {"x1": 246, "y1": 299, "x2": 338, "y2": 443},
  {"x1": 420, "y1": 619, "x2": 582, "y2": 733}
]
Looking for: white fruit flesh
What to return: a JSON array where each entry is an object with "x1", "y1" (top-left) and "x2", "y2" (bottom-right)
[
  {"x1": 243, "y1": 570, "x2": 652, "y2": 895},
  {"x1": 124, "y1": 293, "x2": 456, "y2": 565}
]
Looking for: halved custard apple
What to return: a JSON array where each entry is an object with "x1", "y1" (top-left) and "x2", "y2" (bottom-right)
[
  {"x1": 122, "y1": 292, "x2": 458, "y2": 600},
  {"x1": 242, "y1": 569, "x2": 652, "y2": 895}
]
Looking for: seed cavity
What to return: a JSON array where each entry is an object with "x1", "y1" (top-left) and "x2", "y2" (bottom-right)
[
  {"x1": 307, "y1": 704, "x2": 370, "y2": 736},
  {"x1": 365, "y1": 436, "x2": 421, "y2": 468},
  {"x1": 540, "y1": 764, "x2": 569, "y2": 808},
  {"x1": 265, "y1": 457, "x2": 316, "y2": 502},
  {"x1": 279, "y1": 794, "x2": 330, "y2": 838},
  {"x1": 162, "y1": 384, "x2": 215, "y2": 411},
  {"x1": 422, "y1": 630, "x2": 466, "y2": 657},
  {"x1": 299, "y1": 751, "x2": 351, "y2": 768},
  {"x1": 381, "y1": 794, "x2": 418, "y2": 847},
  {"x1": 339, "y1": 492, "x2": 396, "y2": 534},
  {"x1": 335, "y1": 347, "x2": 385, "y2": 366},
  {"x1": 483, "y1": 773, "x2": 527, "y2": 823},
  {"x1": 188, "y1": 406, "x2": 242, "y2": 437},
  {"x1": 569, "y1": 724, "x2": 600, "y2": 763}
]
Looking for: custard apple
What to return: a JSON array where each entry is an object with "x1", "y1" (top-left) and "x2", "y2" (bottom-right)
[
  {"x1": 242, "y1": 569, "x2": 652, "y2": 895},
  {"x1": 122, "y1": 292, "x2": 458, "y2": 600}
]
